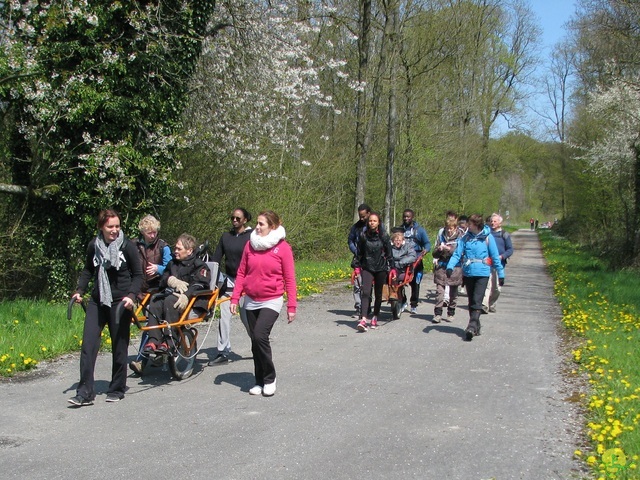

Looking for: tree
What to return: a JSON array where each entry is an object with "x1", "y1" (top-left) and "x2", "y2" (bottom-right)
[{"x1": 0, "y1": 1, "x2": 216, "y2": 298}]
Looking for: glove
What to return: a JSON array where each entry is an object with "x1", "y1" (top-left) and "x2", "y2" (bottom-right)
[
  {"x1": 167, "y1": 276, "x2": 189, "y2": 294},
  {"x1": 173, "y1": 293, "x2": 189, "y2": 311},
  {"x1": 446, "y1": 269, "x2": 453, "y2": 278},
  {"x1": 499, "y1": 278, "x2": 505, "y2": 287},
  {"x1": 390, "y1": 268, "x2": 398, "y2": 279}
]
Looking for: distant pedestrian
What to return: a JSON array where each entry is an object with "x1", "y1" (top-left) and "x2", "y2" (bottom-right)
[
  {"x1": 447, "y1": 214, "x2": 504, "y2": 341},
  {"x1": 355, "y1": 212, "x2": 392, "y2": 331},
  {"x1": 432, "y1": 213, "x2": 463, "y2": 323},
  {"x1": 398, "y1": 209, "x2": 431, "y2": 314},
  {"x1": 530, "y1": 218, "x2": 535, "y2": 231},
  {"x1": 348, "y1": 204, "x2": 372, "y2": 318},
  {"x1": 231, "y1": 210, "x2": 297, "y2": 397},
  {"x1": 535, "y1": 219, "x2": 539, "y2": 230},
  {"x1": 482, "y1": 213, "x2": 513, "y2": 314}
]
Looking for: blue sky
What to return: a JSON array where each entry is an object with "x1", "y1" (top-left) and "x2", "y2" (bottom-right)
[{"x1": 530, "y1": 0, "x2": 576, "y2": 52}]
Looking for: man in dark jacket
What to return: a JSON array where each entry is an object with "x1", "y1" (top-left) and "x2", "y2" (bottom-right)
[
  {"x1": 144, "y1": 233, "x2": 210, "y2": 353},
  {"x1": 398, "y1": 209, "x2": 431, "y2": 314},
  {"x1": 347, "y1": 203, "x2": 372, "y2": 317}
]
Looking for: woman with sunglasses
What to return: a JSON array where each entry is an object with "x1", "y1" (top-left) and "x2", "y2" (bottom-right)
[{"x1": 208, "y1": 208, "x2": 253, "y2": 366}]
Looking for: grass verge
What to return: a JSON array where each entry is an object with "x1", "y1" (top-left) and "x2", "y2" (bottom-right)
[
  {"x1": 539, "y1": 230, "x2": 640, "y2": 479},
  {"x1": 0, "y1": 258, "x2": 352, "y2": 378}
]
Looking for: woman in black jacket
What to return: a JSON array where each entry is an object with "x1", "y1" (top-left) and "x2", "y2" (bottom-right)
[
  {"x1": 355, "y1": 212, "x2": 391, "y2": 331},
  {"x1": 69, "y1": 209, "x2": 143, "y2": 406}
]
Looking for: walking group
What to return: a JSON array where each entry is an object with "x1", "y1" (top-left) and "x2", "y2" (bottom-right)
[
  {"x1": 348, "y1": 205, "x2": 513, "y2": 341},
  {"x1": 65, "y1": 204, "x2": 511, "y2": 407}
]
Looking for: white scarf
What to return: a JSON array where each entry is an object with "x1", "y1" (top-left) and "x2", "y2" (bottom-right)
[
  {"x1": 250, "y1": 225, "x2": 286, "y2": 251},
  {"x1": 94, "y1": 230, "x2": 124, "y2": 306}
]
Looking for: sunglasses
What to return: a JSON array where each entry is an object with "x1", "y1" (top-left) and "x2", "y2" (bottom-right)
[{"x1": 230, "y1": 216, "x2": 243, "y2": 221}]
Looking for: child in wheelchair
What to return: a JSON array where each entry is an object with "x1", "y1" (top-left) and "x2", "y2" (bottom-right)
[
  {"x1": 143, "y1": 233, "x2": 210, "y2": 354},
  {"x1": 388, "y1": 231, "x2": 417, "y2": 302}
]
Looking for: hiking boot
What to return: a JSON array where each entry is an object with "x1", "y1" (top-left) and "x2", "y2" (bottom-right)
[
  {"x1": 129, "y1": 360, "x2": 143, "y2": 375},
  {"x1": 433, "y1": 314, "x2": 442, "y2": 323},
  {"x1": 465, "y1": 327, "x2": 475, "y2": 341},
  {"x1": 370, "y1": 317, "x2": 378, "y2": 329},
  {"x1": 357, "y1": 319, "x2": 368, "y2": 332},
  {"x1": 489, "y1": 305, "x2": 496, "y2": 313}
]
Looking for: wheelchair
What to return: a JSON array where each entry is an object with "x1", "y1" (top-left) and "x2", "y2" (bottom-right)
[
  {"x1": 129, "y1": 245, "x2": 224, "y2": 380},
  {"x1": 385, "y1": 251, "x2": 425, "y2": 320}
]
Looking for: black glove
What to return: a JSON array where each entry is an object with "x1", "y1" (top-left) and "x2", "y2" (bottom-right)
[
  {"x1": 446, "y1": 269, "x2": 453, "y2": 278},
  {"x1": 499, "y1": 278, "x2": 505, "y2": 287}
]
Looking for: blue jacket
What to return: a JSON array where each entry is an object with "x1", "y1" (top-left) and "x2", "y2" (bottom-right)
[
  {"x1": 401, "y1": 221, "x2": 431, "y2": 253},
  {"x1": 447, "y1": 225, "x2": 504, "y2": 279},
  {"x1": 490, "y1": 229, "x2": 513, "y2": 267}
]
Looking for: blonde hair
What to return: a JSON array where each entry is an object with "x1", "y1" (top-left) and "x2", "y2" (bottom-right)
[
  {"x1": 138, "y1": 215, "x2": 161, "y2": 233},
  {"x1": 391, "y1": 232, "x2": 404, "y2": 242}
]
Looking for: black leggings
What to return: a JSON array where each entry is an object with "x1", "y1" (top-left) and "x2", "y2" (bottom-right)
[{"x1": 360, "y1": 269, "x2": 388, "y2": 318}]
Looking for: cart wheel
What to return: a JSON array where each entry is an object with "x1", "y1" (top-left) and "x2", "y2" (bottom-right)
[
  {"x1": 169, "y1": 328, "x2": 197, "y2": 380},
  {"x1": 391, "y1": 299, "x2": 402, "y2": 320}
]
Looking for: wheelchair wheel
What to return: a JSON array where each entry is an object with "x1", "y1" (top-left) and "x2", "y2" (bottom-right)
[
  {"x1": 169, "y1": 327, "x2": 197, "y2": 380},
  {"x1": 391, "y1": 299, "x2": 402, "y2": 320}
]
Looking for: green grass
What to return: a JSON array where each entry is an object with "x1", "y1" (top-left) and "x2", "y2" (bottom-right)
[
  {"x1": 0, "y1": 258, "x2": 352, "y2": 378},
  {"x1": 539, "y1": 230, "x2": 640, "y2": 478}
]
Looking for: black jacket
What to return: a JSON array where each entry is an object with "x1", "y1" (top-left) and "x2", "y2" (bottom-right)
[
  {"x1": 211, "y1": 227, "x2": 252, "y2": 278},
  {"x1": 356, "y1": 229, "x2": 392, "y2": 273},
  {"x1": 159, "y1": 253, "x2": 211, "y2": 310},
  {"x1": 76, "y1": 237, "x2": 143, "y2": 303}
]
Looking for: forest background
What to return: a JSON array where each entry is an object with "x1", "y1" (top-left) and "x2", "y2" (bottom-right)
[{"x1": 1, "y1": 0, "x2": 639, "y2": 301}]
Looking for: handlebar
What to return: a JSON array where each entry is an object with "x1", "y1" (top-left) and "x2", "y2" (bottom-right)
[{"x1": 67, "y1": 297, "x2": 86, "y2": 320}]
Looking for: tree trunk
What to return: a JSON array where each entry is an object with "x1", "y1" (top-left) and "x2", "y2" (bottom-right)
[
  {"x1": 354, "y1": 0, "x2": 371, "y2": 221},
  {"x1": 384, "y1": 2, "x2": 399, "y2": 232}
]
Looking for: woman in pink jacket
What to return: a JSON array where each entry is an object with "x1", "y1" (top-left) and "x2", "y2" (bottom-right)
[{"x1": 230, "y1": 210, "x2": 297, "y2": 397}]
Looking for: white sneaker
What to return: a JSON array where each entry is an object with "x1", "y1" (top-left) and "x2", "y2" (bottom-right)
[
  {"x1": 249, "y1": 385, "x2": 263, "y2": 395},
  {"x1": 263, "y1": 380, "x2": 277, "y2": 397},
  {"x1": 401, "y1": 303, "x2": 409, "y2": 312},
  {"x1": 410, "y1": 307, "x2": 417, "y2": 314}
]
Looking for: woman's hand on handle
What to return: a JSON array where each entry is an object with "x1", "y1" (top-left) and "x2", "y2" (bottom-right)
[
  {"x1": 122, "y1": 296, "x2": 135, "y2": 310},
  {"x1": 72, "y1": 293, "x2": 83, "y2": 303}
]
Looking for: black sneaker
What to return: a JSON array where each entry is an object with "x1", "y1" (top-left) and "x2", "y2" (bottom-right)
[
  {"x1": 105, "y1": 393, "x2": 122, "y2": 403},
  {"x1": 464, "y1": 328, "x2": 474, "y2": 341},
  {"x1": 68, "y1": 395, "x2": 93, "y2": 407},
  {"x1": 208, "y1": 354, "x2": 229, "y2": 366}
]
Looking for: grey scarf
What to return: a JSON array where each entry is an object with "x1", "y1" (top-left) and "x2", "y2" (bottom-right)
[{"x1": 94, "y1": 230, "x2": 125, "y2": 306}]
